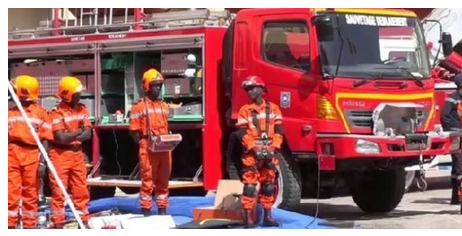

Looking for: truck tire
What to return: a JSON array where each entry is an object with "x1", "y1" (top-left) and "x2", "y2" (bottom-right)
[
  {"x1": 404, "y1": 170, "x2": 416, "y2": 193},
  {"x1": 273, "y1": 151, "x2": 302, "y2": 210},
  {"x1": 226, "y1": 134, "x2": 301, "y2": 210},
  {"x1": 348, "y1": 168, "x2": 406, "y2": 213}
]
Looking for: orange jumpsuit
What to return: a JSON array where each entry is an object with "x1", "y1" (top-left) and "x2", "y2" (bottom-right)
[
  {"x1": 235, "y1": 100, "x2": 283, "y2": 209},
  {"x1": 48, "y1": 102, "x2": 91, "y2": 225},
  {"x1": 129, "y1": 98, "x2": 172, "y2": 210},
  {"x1": 8, "y1": 103, "x2": 52, "y2": 228}
]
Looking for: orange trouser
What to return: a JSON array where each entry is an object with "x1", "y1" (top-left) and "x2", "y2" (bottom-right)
[
  {"x1": 241, "y1": 153, "x2": 279, "y2": 209},
  {"x1": 139, "y1": 139, "x2": 172, "y2": 210},
  {"x1": 48, "y1": 148, "x2": 90, "y2": 224},
  {"x1": 458, "y1": 177, "x2": 462, "y2": 200},
  {"x1": 8, "y1": 143, "x2": 40, "y2": 229}
]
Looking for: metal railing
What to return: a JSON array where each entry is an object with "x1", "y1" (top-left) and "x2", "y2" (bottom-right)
[{"x1": 8, "y1": 8, "x2": 234, "y2": 40}]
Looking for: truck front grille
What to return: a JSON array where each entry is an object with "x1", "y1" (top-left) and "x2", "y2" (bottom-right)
[{"x1": 344, "y1": 109, "x2": 428, "y2": 129}]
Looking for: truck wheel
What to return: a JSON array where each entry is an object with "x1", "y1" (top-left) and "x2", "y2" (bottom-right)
[
  {"x1": 273, "y1": 150, "x2": 302, "y2": 210},
  {"x1": 348, "y1": 168, "x2": 406, "y2": 213}
]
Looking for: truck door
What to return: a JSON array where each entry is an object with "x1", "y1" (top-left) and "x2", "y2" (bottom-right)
[{"x1": 228, "y1": 9, "x2": 316, "y2": 121}]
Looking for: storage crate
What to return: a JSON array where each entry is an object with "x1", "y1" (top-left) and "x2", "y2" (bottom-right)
[
  {"x1": 161, "y1": 53, "x2": 189, "y2": 75},
  {"x1": 164, "y1": 78, "x2": 191, "y2": 96}
]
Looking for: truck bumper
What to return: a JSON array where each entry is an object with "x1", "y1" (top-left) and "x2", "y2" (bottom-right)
[{"x1": 316, "y1": 131, "x2": 461, "y2": 159}]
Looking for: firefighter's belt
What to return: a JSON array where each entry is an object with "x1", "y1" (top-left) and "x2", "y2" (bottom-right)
[
  {"x1": 254, "y1": 139, "x2": 273, "y2": 146},
  {"x1": 51, "y1": 143, "x2": 82, "y2": 152},
  {"x1": 176, "y1": 219, "x2": 244, "y2": 229}
]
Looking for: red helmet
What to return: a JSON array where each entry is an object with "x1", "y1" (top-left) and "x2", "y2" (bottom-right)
[{"x1": 241, "y1": 75, "x2": 267, "y2": 91}]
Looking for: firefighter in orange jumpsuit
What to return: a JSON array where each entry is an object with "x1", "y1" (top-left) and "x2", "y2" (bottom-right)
[
  {"x1": 129, "y1": 68, "x2": 172, "y2": 216},
  {"x1": 8, "y1": 75, "x2": 52, "y2": 229},
  {"x1": 236, "y1": 75, "x2": 283, "y2": 228},
  {"x1": 48, "y1": 76, "x2": 91, "y2": 228}
]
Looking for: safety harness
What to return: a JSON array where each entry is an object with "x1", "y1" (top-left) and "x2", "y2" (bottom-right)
[
  {"x1": 144, "y1": 97, "x2": 153, "y2": 138},
  {"x1": 250, "y1": 100, "x2": 271, "y2": 140},
  {"x1": 143, "y1": 97, "x2": 168, "y2": 152},
  {"x1": 247, "y1": 100, "x2": 276, "y2": 171}
]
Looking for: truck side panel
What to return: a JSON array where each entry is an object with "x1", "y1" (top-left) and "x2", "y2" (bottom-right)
[{"x1": 203, "y1": 28, "x2": 227, "y2": 190}]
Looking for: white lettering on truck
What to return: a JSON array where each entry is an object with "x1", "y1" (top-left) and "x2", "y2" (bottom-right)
[{"x1": 345, "y1": 14, "x2": 408, "y2": 27}]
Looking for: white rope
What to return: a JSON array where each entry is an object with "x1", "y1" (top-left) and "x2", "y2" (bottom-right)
[{"x1": 8, "y1": 82, "x2": 86, "y2": 229}]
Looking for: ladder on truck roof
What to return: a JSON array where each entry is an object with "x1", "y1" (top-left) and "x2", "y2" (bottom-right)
[{"x1": 9, "y1": 8, "x2": 234, "y2": 40}]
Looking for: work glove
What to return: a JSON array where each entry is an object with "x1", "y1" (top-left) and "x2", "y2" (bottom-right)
[{"x1": 37, "y1": 162, "x2": 46, "y2": 178}]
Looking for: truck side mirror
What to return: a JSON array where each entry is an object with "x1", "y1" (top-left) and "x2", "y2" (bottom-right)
[
  {"x1": 313, "y1": 15, "x2": 334, "y2": 42},
  {"x1": 441, "y1": 32, "x2": 453, "y2": 58}
]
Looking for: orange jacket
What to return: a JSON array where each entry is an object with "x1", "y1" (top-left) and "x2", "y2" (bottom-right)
[
  {"x1": 129, "y1": 98, "x2": 170, "y2": 136},
  {"x1": 49, "y1": 102, "x2": 92, "y2": 146},
  {"x1": 236, "y1": 100, "x2": 283, "y2": 150},
  {"x1": 8, "y1": 103, "x2": 53, "y2": 145}
]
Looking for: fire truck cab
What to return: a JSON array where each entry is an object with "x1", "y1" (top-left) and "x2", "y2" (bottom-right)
[{"x1": 8, "y1": 8, "x2": 462, "y2": 213}]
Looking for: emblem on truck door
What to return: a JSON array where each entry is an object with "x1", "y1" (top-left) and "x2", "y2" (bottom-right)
[{"x1": 280, "y1": 92, "x2": 291, "y2": 108}]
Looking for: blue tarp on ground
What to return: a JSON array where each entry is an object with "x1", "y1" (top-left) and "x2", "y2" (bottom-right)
[{"x1": 84, "y1": 196, "x2": 333, "y2": 229}]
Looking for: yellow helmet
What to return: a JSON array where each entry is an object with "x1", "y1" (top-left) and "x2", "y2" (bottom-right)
[
  {"x1": 57, "y1": 76, "x2": 83, "y2": 102},
  {"x1": 14, "y1": 75, "x2": 40, "y2": 101},
  {"x1": 142, "y1": 68, "x2": 164, "y2": 91}
]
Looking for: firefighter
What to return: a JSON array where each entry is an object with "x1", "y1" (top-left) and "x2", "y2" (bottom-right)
[
  {"x1": 236, "y1": 75, "x2": 283, "y2": 228},
  {"x1": 8, "y1": 75, "x2": 52, "y2": 229},
  {"x1": 129, "y1": 68, "x2": 172, "y2": 216},
  {"x1": 48, "y1": 76, "x2": 91, "y2": 228},
  {"x1": 440, "y1": 73, "x2": 462, "y2": 206}
]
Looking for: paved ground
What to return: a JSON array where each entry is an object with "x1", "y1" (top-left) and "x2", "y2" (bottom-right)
[
  {"x1": 296, "y1": 181, "x2": 462, "y2": 229},
  {"x1": 113, "y1": 174, "x2": 461, "y2": 229}
]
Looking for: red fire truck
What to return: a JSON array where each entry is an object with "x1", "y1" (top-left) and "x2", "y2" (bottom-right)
[{"x1": 8, "y1": 8, "x2": 462, "y2": 213}]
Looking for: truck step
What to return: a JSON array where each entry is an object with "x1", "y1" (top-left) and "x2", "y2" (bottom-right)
[{"x1": 86, "y1": 177, "x2": 203, "y2": 189}]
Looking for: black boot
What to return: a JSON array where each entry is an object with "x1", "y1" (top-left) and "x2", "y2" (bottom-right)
[
  {"x1": 243, "y1": 209, "x2": 256, "y2": 228},
  {"x1": 158, "y1": 208, "x2": 167, "y2": 215},
  {"x1": 141, "y1": 208, "x2": 152, "y2": 217},
  {"x1": 262, "y1": 208, "x2": 280, "y2": 227},
  {"x1": 451, "y1": 178, "x2": 460, "y2": 205}
]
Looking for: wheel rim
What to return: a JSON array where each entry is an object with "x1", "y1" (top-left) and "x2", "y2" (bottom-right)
[
  {"x1": 273, "y1": 165, "x2": 284, "y2": 207},
  {"x1": 405, "y1": 170, "x2": 416, "y2": 191}
]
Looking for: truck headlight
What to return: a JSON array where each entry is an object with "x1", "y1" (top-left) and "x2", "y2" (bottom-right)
[
  {"x1": 355, "y1": 139, "x2": 380, "y2": 154},
  {"x1": 450, "y1": 136, "x2": 461, "y2": 151}
]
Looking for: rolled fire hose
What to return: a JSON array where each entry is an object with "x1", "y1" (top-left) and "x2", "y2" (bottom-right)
[{"x1": 7, "y1": 82, "x2": 86, "y2": 229}]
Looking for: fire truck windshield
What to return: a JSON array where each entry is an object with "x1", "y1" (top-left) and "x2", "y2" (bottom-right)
[{"x1": 318, "y1": 13, "x2": 431, "y2": 80}]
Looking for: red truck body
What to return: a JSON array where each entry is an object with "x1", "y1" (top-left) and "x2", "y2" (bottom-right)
[{"x1": 8, "y1": 8, "x2": 462, "y2": 213}]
